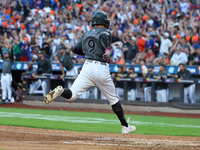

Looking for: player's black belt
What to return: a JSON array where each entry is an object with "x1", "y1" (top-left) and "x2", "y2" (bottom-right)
[{"x1": 86, "y1": 59, "x2": 107, "y2": 66}]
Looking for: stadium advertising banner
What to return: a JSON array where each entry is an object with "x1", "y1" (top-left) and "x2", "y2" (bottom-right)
[{"x1": 0, "y1": 62, "x2": 199, "y2": 75}]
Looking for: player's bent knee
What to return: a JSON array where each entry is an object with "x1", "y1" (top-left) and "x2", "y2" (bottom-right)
[{"x1": 61, "y1": 88, "x2": 72, "y2": 99}]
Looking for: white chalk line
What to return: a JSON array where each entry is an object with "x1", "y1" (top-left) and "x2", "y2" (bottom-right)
[{"x1": 0, "y1": 111, "x2": 200, "y2": 129}]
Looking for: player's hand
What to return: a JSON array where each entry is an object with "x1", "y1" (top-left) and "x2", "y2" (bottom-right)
[
  {"x1": 103, "y1": 47, "x2": 111, "y2": 62},
  {"x1": 174, "y1": 75, "x2": 178, "y2": 78},
  {"x1": 156, "y1": 77, "x2": 161, "y2": 80},
  {"x1": 32, "y1": 73, "x2": 36, "y2": 77}
]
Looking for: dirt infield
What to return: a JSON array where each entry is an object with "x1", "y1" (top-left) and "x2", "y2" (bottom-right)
[
  {"x1": 0, "y1": 125, "x2": 200, "y2": 150},
  {"x1": 0, "y1": 103, "x2": 200, "y2": 150},
  {"x1": 0, "y1": 126, "x2": 200, "y2": 150}
]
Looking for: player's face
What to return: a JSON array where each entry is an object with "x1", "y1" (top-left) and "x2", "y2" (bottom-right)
[
  {"x1": 180, "y1": 65, "x2": 185, "y2": 71},
  {"x1": 59, "y1": 49, "x2": 64, "y2": 54},
  {"x1": 148, "y1": 68, "x2": 153, "y2": 73},
  {"x1": 159, "y1": 66, "x2": 164, "y2": 72},
  {"x1": 128, "y1": 69, "x2": 134, "y2": 74},
  {"x1": 118, "y1": 68, "x2": 122, "y2": 73},
  {"x1": 28, "y1": 63, "x2": 33, "y2": 68},
  {"x1": 5, "y1": 53, "x2": 9, "y2": 58},
  {"x1": 38, "y1": 54, "x2": 43, "y2": 58}
]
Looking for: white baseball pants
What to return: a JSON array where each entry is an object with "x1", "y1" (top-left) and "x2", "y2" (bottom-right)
[
  {"x1": 41, "y1": 79, "x2": 47, "y2": 97},
  {"x1": 68, "y1": 60, "x2": 119, "y2": 105},
  {"x1": 1, "y1": 73, "x2": 12, "y2": 100},
  {"x1": 144, "y1": 87, "x2": 151, "y2": 101},
  {"x1": 29, "y1": 79, "x2": 42, "y2": 95},
  {"x1": 184, "y1": 84, "x2": 196, "y2": 104},
  {"x1": 66, "y1": 67, "x2": 78, "y2": 88},
  {"x1": 116, "y1": 88, "x2": 136, "y2": 101},
  {"x1": 156, "y1": 89, "x2": 168, "y2": 102},
  {"x1": 127, "y1": 89, "x2": 137, "y2": 101}
]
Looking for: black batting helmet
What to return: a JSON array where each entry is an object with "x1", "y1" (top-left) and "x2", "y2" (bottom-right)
[{"x1": 91, "y1": 11, "x2": 110, "y2": 29}]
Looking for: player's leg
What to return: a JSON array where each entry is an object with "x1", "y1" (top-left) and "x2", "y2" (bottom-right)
[
  {"x1": 66, "y1": 67, "x2": 78, "y2": 88},
  {"x1": 95, "y1": 71, "x2": 136, "y2": 134},
  {"x1": 161, "y1": 89, "x2": 168, "y2": 103},
  {"x1": 156, "y1": 90, "x2": 161, "y2": 102},
  {"x1": 65, "y1": 72, "x2": 95, "y2": 101},
  {"x1": 128, "y1": 89, "x2": 136, "y2": 101},
  {"x1": 144, "y1": 87, "x2": 151, "y2": 101},
  {"x1": 45, "y1": 65, "x2": 95, "y2": 104},
  {"x1": 6, "y1": 74, "x2": 12, "y2": 103},
  {"x1": 116, "y1": 87, "x2": 124, "y2": 100},
  {"x1": 189, "y1": 84, "x2": 196, "y2": 103},
  {"x1": 41, "y1": 79, "x2": 47, "y2": 97},
  {"x1": 29, "y1": 79, "x2": 41, "y2": 95},
  {"x1": 1, "y1": 75, "x2": 6, "y2": 104},
  {"x1": 184, "y1": 87, "x2": 188, "y2": 103}
]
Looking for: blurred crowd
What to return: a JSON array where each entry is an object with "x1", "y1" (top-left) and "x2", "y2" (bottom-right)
[{"x1": 0, "y1": 0, "x2": 200, "y2": 66}]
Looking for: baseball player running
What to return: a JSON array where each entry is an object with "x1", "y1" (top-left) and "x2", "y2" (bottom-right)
[
  {"x1": 44, "y1": 11, "x2": 136, "y2": 134},
  {"x1": 1, "y1": 49, "x2": 14, "y2": 104}
]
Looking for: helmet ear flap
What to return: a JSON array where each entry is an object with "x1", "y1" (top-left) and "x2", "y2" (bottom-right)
[{"x1": 106, "y1": 19, "x2": 110, "y2": 29}]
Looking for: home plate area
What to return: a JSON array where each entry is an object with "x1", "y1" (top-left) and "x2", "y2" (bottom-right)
[{"x1": 0, "y1": 126, "x2": 199, "y2": 150}]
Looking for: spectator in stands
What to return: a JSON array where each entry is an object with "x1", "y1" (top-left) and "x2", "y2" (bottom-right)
[
  {"x1": 53, "y1": 55, "x2": 60, "y2": 63},
  {"x1": 1, "y1": 0, "x2": 200, "y2": 86},
  {"x1": 179, "y1": 0, "x2": 190, "y2": 14},
  {"x1": 42, "y1": 34, "x2": 52, "y2": 59},
  {"x1": 20, "y1": 37, "x2": 31, "y2": 61},
  {"x1": 136, "y1": 33, "x2": 146, "y2": 53},
  {"x1": 145, "y1": 49, "x2": 155, "y2": 65},
  {"x1": 13, "y1": 36, "x2": 21, "y2": 61},
  {"x1": 180, "y1": 37, "x2": 190, "y2": 50},
  {"x1": 175, "y1": 63, "x2": 196, "y2": 104},
  {"x1": 31, "y1": 54, "x2": 38, "y2": 62},
  {"x1": 126, "y1": 37, "x2": 139, "y2": 64},
  {"x1": 170, "y1": 46, "x2": 188, "y2": 65},
  {"x1": 115, "y1": 52, "x2": 123, "y2": 65},
  {"x1": 192, "y1": 36, "x2": 200, "y2": 50},
  {"x1": 157, "y1": 32, "x2": 173, "y2": 57},
  {"x1": 52, "y1": 33, "x2": 61, "y2": 59},
  {"x1": 111, "y1": 41, "x2": 123, "y2": 63},
  {"x1": 153, "y1": 35, "x2": 161, "y2": 57}
]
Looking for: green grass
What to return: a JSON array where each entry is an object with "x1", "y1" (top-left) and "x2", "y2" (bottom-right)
[{"x1": 0, "y1": 107, "x2": 200, "y2": 136}]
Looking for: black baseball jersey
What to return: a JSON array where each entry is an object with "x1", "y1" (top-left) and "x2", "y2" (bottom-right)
[
  {"x1": 155, "y1": 72, "x2": 168, "y2": 90},
  {"x1": 74, "y1": 27, "x2": 112, "y2": 62},
  {"x1": 176, "y1": 69, "x2": 192, "y2": 87},
  {"x1": 59, "y1": 52, "x2": 74, "y2": 71},
  {"x1": 2, "y1": 49, "x2": 14, "y2": 74},
  {"x1": 37, "y1": 58, "x2": 52, "y2": 74},
  {"x1": 146, "y1": 72, "x2": 155, "y2": 87}
]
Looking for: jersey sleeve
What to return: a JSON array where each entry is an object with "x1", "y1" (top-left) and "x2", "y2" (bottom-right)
[
  {"x1": 100, "y1": 31, "x2": 112, "y2": 51},
  {"x1": 73, "y1": 36, "x2": 85, "y2": 55}
]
